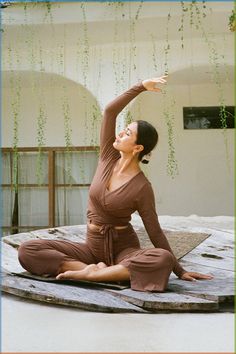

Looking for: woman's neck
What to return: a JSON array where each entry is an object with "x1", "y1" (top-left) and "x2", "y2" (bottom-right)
[{"x1": 115, "y1": 154, "x2": 141, "y2": 175}]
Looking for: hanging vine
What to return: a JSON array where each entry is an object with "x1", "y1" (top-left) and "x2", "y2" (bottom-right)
[
  {"x1": 12, "y1": 78, "x2": 20, "y2": 192},
  {"x1": 23, "y1": 1, "x2": 28, "y2": 24},
  {"x1": 75, "y1": 36, "x2": 86, "y2": 181},
  {"x1": 178, "y1": 1, "x2": 188, "y2": 49},
  {"x1": 162, "y1": 11, "x2": 178, "y2": 178},
  {"x1": 108, "y1": 2, "x2": 143, "y2": 130},
  {"x1": 43, "y1": 1, "x2": 53, "y2": 24},
  {"x1": 90, "y1": 46, "x2": 102, "y2": 148},
  {"x1": 111, "y1": 2, "x2": 123, "y2": 97},
  {"x1": 109, "y1": 2, "x2": 126, "y2": 134},
  {"x1": 188, "y1": 1, "x2": 195, "y2": 27},
  {"x1": 228, "y1": 8, "x2": 236, "y2": 32},
  {"x1": 36, "y1": 104, "x2": 46, "y2": 185},
  {"x1": 62, "y1": 94, "x2": 73, "y2": 185},
  {"x1": 36, "y1": 42, "x2": 47, "y2": 185},
  {"x1": 151, "y1": 34, "x2": 158, "y2": 73},
  {"x1": 124, "y1": 1, "x2": 143, "y2": 127},
  {"x1": 60, "y1": 49, "x2": 73, "y2": 184},
  {"x1": 22, "y1": 13, "x2": 38, "y2": 114},
  {"x1": 56, "y1": 30, "x2": 73, "y2": 184},
  {"x1": 192, "y1": 1, "x2": 229, "y2": 163},
  {"x1": 162, "y1": 85, "x2": 179, "y2": 179},
  {"x1": 63, "y1": 99, "x2": 72, "y2": 151},
  {"x1": 80, "y1": 1, "x2": 90, "y2": 146},
  {"x1": 9, "y1": 46, "x2": 21, "y2": 233},
  {"x1": 80, "y1": 2, "x2": 89, "y2": 89},
  {"x1": 129, "y1": 1, "x2": 143, "y2": 73},
  {"x1": 7, "y1": 46, "x2": 21, "y2": 191},
  {"x1": 164, "y1": 12, "x2": 171, "y2": 76},
  {"x1": 221, "y1": 34, "x2": 231, "y2": 84},
  {"x1": 163, "y1": 97, "x2": 179, "y2": 178}
]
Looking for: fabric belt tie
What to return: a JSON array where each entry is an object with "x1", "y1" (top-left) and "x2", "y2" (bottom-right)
[{"x1": 99, "y1": 224, "x2": 118, "y2": 266}]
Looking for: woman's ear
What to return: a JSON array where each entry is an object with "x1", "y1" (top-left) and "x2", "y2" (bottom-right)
[
  {"x1": 137, "y1": 144, "x2": 144, "y2": 153},
  {"x1": 133, "y1": 144, "x2": 144, "y2": 156}
]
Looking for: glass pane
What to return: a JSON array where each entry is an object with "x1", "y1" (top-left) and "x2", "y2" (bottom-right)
[
  {"x1": 2, "y1": 230, "x2": 13, "y2": 237},
  {"x1": 55, "y1": 187, "x2": 89, "y2": 226},
  {"x1": 2, "y1": 187, "x2": 14, "y2": 227},
  {"x1": 18, "y1": 152, "x2": 48, "y2": 184},
  {"x1": 18, "y1": 187, "x2": 49, "y2": 227},
  {"x1": 183, "y1": 106, "x2": 235, "y2": 129},
  {"x1": 2, "y1": 152, "x2": 11, "y2": 184},
  {"x1": 55, "y1": 151, "x2": 98, "y2": 184}
]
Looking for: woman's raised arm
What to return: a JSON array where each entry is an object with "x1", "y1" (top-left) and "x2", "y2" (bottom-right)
[
  {"x1": 99, "y1": 82, "x2": 146, "y2": 161},
  {"x1": 99, "y1": 75, "x2": 168, "y2": 161}
]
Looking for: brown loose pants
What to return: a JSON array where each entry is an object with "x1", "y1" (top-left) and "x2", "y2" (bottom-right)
[{"x1": 18, "y1": 224, "x2": 175, "y2": 292}]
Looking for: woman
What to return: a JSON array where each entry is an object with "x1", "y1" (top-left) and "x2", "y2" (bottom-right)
[{"x1": 18, "y1": 76, "x2": 213, "y2": 292}]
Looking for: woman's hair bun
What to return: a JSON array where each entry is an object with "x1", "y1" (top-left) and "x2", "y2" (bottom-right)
[{"x1": 136, "y1": 120, "x2": 158, "y2": 163}]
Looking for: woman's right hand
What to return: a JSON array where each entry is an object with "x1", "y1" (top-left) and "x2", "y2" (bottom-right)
[{"x1": 142, "y1": 75, "x2": 168, "y2": 92}]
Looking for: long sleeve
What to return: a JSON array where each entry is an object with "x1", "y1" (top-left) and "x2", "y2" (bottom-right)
[
  {"x1": 99, "y1": 82, "x2": 146, "y2": 161},
  {"x1": 136, "y1": 182, "x2": 187, "y2": 278}
]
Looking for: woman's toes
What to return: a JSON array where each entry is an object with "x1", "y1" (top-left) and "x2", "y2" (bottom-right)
[
  {"x1": 86, "y1": 264, "x2": 98, "y2": 272},
  {"x1": 97, "y1": 262, "x2": 107, "y2": 269},
  {"x1": 56, "y1": 273, "x2": 65, "y2": 280},
  {"x1": 56, "y1": 271, "x2": 73, "y2": 280}
]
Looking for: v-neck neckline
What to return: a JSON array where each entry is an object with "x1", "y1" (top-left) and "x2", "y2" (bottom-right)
[{"x1": 105, "y1": 161, "x2": 143, "y2": 194}]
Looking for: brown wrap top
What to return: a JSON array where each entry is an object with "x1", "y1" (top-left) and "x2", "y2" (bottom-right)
[{"x1": 87, "y1": 82, "x2": 186, "y2": 278}]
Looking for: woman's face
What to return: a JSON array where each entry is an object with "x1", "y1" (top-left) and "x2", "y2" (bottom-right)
[{"x1": 113, "y1": 121, "x2": 141, "y2": 154}]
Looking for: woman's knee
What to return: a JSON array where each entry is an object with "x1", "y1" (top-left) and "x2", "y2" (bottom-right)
[
  {"x1": 18, "y1": 240, "x2": 43, "y2": 270},
  {"x1": 158, "y1": 248, "x2": 175, "y2": 266},
  {"x1": 145, "y1": 248, "x2": 175, "y2": 268}
]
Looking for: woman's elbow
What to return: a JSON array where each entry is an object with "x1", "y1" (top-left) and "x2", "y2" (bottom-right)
[{"x1": 104, "y1": 104, "x2": 116, "y2": 117}]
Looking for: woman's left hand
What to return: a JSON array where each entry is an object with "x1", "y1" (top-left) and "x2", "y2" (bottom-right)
[
  {"x1": 180, "y1": 272, "x2": 214, "y2": 282},
  {"x1": 142, "y1": 75, "x2": 168, "y2": 92}
]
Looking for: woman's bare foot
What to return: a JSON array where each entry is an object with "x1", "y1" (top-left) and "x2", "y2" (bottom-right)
[
  {"x1": 56, "y1": 264, "x2": 99, "y2": 281},
  {"x1": 56, "y1": 263, "x2": 130, "y2": 283}
]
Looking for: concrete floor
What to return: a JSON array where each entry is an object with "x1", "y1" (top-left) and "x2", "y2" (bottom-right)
[{"x1": 2, "y1": 293, "x2": 234, "y2": 353}]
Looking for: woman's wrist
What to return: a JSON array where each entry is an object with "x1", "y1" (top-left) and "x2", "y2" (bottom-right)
[{"x1": 178, "y1": 269, "x2": 188, "y2": 278}]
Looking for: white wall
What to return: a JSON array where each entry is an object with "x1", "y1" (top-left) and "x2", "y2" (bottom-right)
[
  {"x1": 131, "y1": 83, "x2": 234, "y2": 216},
  {"x1": 2, "y1": 2, "x2": 234, "y2": 216},
  {"x1": 2, "y1": 72, "x2": 101, "y2": 147}
]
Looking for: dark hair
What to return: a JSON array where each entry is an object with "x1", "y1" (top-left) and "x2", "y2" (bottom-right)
[{"x1": 135, "y1": 120, "x2": 158, "y2": 164}]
